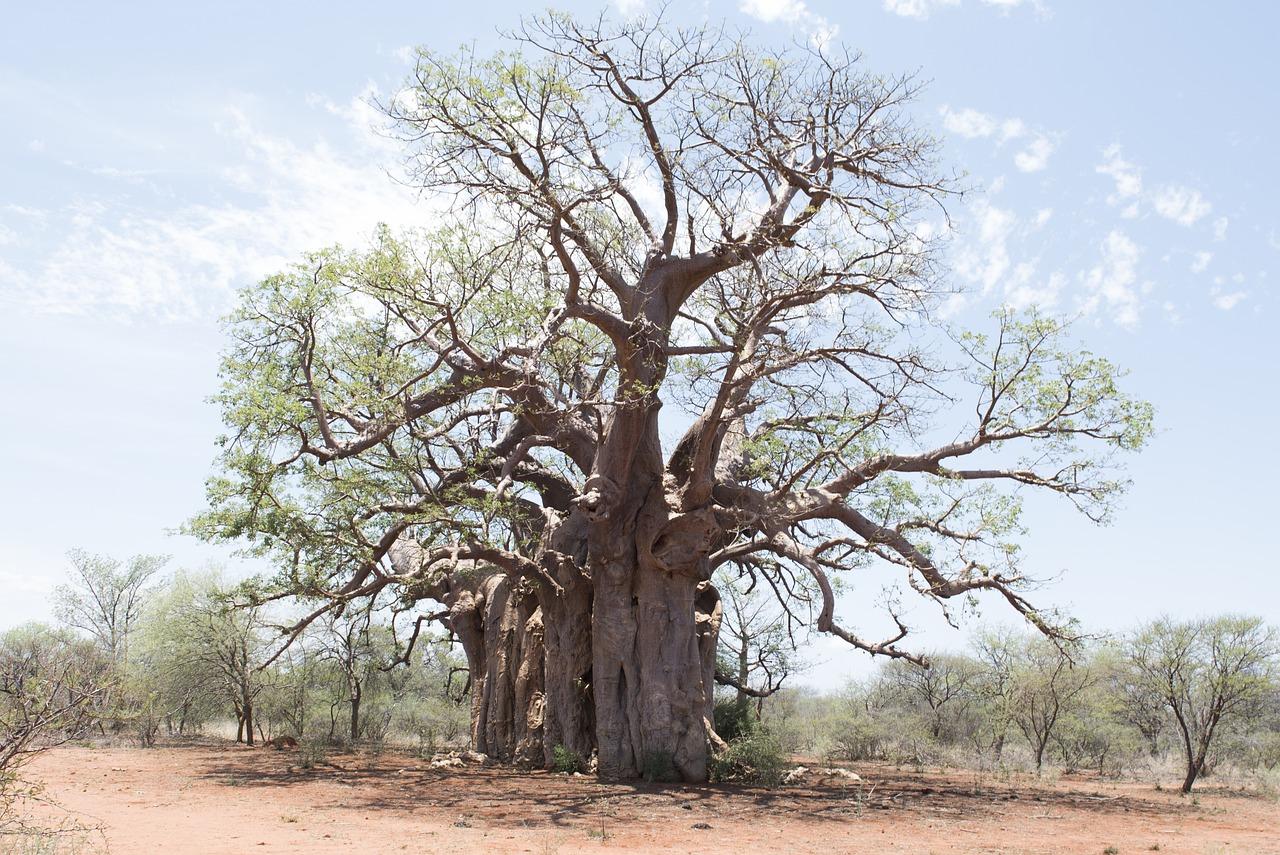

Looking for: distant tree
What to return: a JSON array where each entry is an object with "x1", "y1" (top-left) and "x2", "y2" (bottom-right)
[
  {"x1": 53, "y1": 550, "x2": 167, "y2": 663},
  {"x1": 1125, "y1": 615, "x2": 1279, "y2": 793},
  {"x1": 1009, "y1": 639, "x2": 1093, "y2": 774},
  {"x1": 882, "y1": 653, "x2": 980, "y2": 743},
  {"x1": 314, "y1": 601, "x2": 392, "y2": 743},
  {"x1": 970, "y1": 627, "x2": 1023, "y2": 765},
  {"x1": 713, "y1": 569, "x2": 805, "y2": 717},
  {"x1": 153, "y1": 572, "x2": 274, "y2": 745},
  {"x1": 0, "y1": 624, "x2": 108, "y2": 830}
]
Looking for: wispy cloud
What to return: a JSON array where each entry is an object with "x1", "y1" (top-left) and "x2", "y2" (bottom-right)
[
  {"x1": 951, "y1": 200, "x2": 1062, "y2": 311},
  {"x1": 1210, "y1": 287, "x2": 1247, "y2": 310},
  {"x1": 1095, "y1": 144, "x2": 1142, "y2": 217},
  {"x1": 1096, "y1": 145, "x2": 1214, "y2": 228},
  {"x1": 1152, "y1": 184, "x2": 1212, "y2": 227},
  {"x1": 740, "y1": 0, "x2": 838, "y2": 47},
  {"x1": 939, "y1": 105, "x2": 1056, "y2": 173},
  {"x1": 884, "y1": 0, "x2": 1045, "y2": 20},
  {"x1": 1080, "y1": 230, "x2": 1146, "y2": 328},
  {"x1": 0, "y1": 100, "x2": 427, "y2": 322}
]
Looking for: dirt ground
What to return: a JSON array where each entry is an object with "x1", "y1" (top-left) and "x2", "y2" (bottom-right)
[{"x1": 19, "y1": 740, "x2": 1279, "y2": 854}]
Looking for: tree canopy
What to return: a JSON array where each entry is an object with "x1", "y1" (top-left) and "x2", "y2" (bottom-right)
[{"x1": 192, "y1": 10, "x2": 1152, "y2": 780}]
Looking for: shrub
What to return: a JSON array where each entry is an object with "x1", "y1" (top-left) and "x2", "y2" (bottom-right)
[
  {"x1": 551, "y1": 744, "x2": 583, "y2": 774},
  {"x1": 713, "y1": 698, "x2": 757, "y2": 743},
  {"x1": 297, "y1": 742, "x2": 327, "y2": 770},
  {"x1": 709, "y1": 729, "x2": 786, "y2": 788}
]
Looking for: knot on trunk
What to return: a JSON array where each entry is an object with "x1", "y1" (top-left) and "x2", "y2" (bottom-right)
[
  {"x1": 647, "y1": 507, "x2": 720, "y2": 580},
  {"x1": 574, "y1": 476, "x2": 620, "y2": 521}
]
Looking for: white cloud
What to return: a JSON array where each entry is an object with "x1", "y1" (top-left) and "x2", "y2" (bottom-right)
[
  {"x1": 939, "y1": 106, "x2": 996, "y2": 139},
  {"x1": 883, "y1": 0, "x2": 959, "y2": 20},
  {"x1": 939, "y1": 106, "x2": 1055, "y2": 172},
  {"x1": 1152, "y1": 184, "x2": 1211, "y2": 227},
  {"x1": 954, "y1": 200, "x2": 1015, "y2": 294},
  {"x1": 1210, "y1": 288, "x2": 1247, "y2": 310},
  {"x1": 1013, "y1": 135, "x2": 1055, "y2": 172},
  {"x1": 615, "y1": 0, "x2": 647, "y2": 16},
  {"x1": 940, "y1": 106, "x2": 1025, "y2": 143},
  {"x1": 884, "y1": 0, "x2": 1044, "y2": 19},
  {"x1": 949, "y1": 201, "x2": 1061, "y2": 310},
  {"x1": 740, "y1": 0, "x2": 837, "y2": 47},
  {"x1": 1096, "y1": 144, "x2": 1142, "y2": 213},
  {"x1": 741, "y1": 0, "x2": 806, "y2": 21},
  {"x1": 0, "y1": 102, "x2": 428, "y2": 321},
  {"x1": 1033, "y1": 208, "x2": 1053, "y2": 228},
  {"x1": 1190, "y1": 251, "x2": 1212, "y2": 274},
  {"x1": 1005, "y1": 268, "x2": 1064, "y2": 310},
  {"x1": 1081, "y1": 230, "x2": 1144, "y2": 328},
  {"x1": 1097, "y1": 146, "x2": 1216, "y2": 229}
]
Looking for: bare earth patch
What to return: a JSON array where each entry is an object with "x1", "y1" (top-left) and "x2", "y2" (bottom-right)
[{"x1": 23, "y1": 741, "x2": 1279, "y2": 854}]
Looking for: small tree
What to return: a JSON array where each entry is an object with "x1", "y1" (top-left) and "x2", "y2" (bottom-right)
[
  {"x1": 881, "y1": 653, "x2": 980, "y2": 745},
  {"x1": 1125, "y1": 615, "x2": 1279, "y2": 793},
  {"x1": 0, "y1": 624, "x2": 108, "y2": 831},
  {"x1": 53, "y1": 550, "x2": 167, "y2": 664},
  {"x1": 970, "y1": 627, "x2": 1023, "y2": 766},
  {"x1": 152, "y1": 572, "x2": 274, "y2": 745},
  {"x1": 314, "y1": 601, "x2": 394, "y2": 744},
  {"x1": 1009, "y1": 639, "x2": 1093, "y2": 775},
  {"x1": 714, "y1": 569, "x2": 805, "y2": 723}
]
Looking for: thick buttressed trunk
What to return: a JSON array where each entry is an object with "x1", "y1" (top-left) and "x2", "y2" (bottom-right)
[
  {"x1": 445, "y1": 573, "x2": 545, "y2": 763},
  {"x1": 395, "y1": 276, "x2": 726, "y2": 780},
  {"x1": 587, "y1": 384, "x2": 724, "y2": 781},
  {"x1": 396, "y1": 482, "x2": 723, "y2": 780}
]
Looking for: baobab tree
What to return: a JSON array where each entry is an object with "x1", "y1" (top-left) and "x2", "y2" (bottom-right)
[{"x1": 193, "y1": 11, "x2": 1152, "y2": 780}]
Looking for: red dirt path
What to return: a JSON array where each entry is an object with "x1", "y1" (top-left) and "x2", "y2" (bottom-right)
[{"x1": 23, "y1": 740, "x2": 1279, "y2": 854}]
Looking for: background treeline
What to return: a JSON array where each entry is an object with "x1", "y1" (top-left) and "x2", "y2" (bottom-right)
[
  {"x1": 720, "y1": 618, "x2": 1280, "y2": 793},
  {"x1": 2, "y1": 552, "x2": 469, "y2": 774},
  {"x1": 3, "y1": 550, "x2": 1278, "y2": 803}
]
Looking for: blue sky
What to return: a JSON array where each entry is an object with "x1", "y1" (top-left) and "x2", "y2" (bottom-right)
[{"x1": 1, "y1": 0, "x2": 1276, "y2": 688}]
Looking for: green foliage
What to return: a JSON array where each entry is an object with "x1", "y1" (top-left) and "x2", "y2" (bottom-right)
[
  {"x1": 551, "y1": 744, "x2": 584, "y2": 774},
  {"x1": 709, "y1": 729, "x2": 787, "y2": 788},
  {"x1": 0, "y1": 624, "x2": 109, "y2": 838},
  {"x1": 713, "y1": 698, "x2": 758, "y2": 743}
]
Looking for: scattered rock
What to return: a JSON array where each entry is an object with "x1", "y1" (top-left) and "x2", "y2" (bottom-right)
[
  {"x1": 430, "y1": 757, "x2": 464, "y2": 769},
  {"x1": 680, "y1": 803, "x2": 692, "y2": 810},
  {"x1": 691, "y1": 822, "x2": 712, "y2": 830},
  {"x1": 783, "y1": 766, "x2": 810, "y2": 785}
]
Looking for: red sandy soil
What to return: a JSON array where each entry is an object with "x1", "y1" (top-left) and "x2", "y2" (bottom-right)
[{"x1": 21, "y1": 740, "x2": 1279, "y2": 854}]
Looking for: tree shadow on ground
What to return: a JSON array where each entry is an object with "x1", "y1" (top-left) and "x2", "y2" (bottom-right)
[{"x1": 192, "y1": 748, "x2": 1193, "y2": 831}]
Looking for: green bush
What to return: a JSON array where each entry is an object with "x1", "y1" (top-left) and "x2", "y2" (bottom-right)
[
  {"x1": 551, "y1": 743, "x2": 583, "y2": 774},
  {"x1": 714, "y1": 698, "x2": 757, "y2": 743},
  {"x1": 709, "y1": 729, "x2": 786, "y2": 788}
]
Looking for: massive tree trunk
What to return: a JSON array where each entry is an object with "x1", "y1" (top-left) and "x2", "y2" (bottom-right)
[{"x1": 393, "y1": 438, "x2": 724, "y2": 780}]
